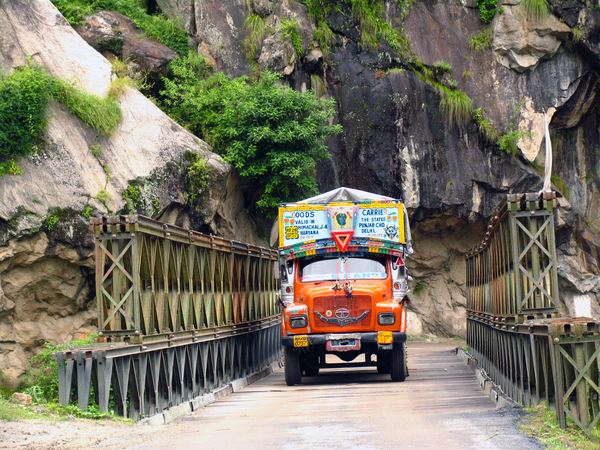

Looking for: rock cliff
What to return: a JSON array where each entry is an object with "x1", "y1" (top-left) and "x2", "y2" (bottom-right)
[
  {"x1": 156, "y1": 0, "x2": 600, "y2": 336},
  {"x1": 0, "y1": 0, "x2": 262, "y2": 386}
]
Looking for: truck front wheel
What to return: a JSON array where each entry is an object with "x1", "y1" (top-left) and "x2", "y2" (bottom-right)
[
  {"x1": 284, "y1": 346, "x2": 302, "y2": 386},
  {"x1": 390, "y1": 342, "x2": 408, "y2": 382}
]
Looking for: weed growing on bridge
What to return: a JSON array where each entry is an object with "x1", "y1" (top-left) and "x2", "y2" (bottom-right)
[
  {"x1": 520, "y1": 403, "x2": 600, "y2": 449},
  {"x1": 22, "y1": 335, "x2": 97, "y2": 402}
]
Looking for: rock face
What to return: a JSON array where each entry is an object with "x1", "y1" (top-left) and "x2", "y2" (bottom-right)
[
  {"x1": 492, "y1": 4, "x2": 570, "y2": 73},
  {"x1": 159, "y1": 0, "x2": 600, "y2": 338},
  {"x1": 0, "y1": 0, "x2": 263, "y2": 386}
]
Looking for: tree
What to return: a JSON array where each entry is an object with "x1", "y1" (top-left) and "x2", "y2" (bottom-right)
[{"x1": 160, "y1": 56, "x2": 342, "y2": 213}]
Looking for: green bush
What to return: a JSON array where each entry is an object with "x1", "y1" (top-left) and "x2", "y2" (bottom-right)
[
  {"x1": 476, "y1": 0, "x2": 502, "y2": 23},
  {"x1": 0, "y1": 64, "x2": 122, "y2": 173},
  {"x1": 0, "y1": 66, "x2": 53, "y2": 162},
  {"x1": 497, "y1": 100, "x2": 531, "y2": 155},
  {"x1": 159, "y1": 57, "x2": 342, "y2": 213},
  {"x1": 187, "y1": 152, "x2": 209, "y2": 201},
  {"x1": 24, "y1": 335, "x2": 97, "y2": 402},
  {"x1": 279, "y1": 19, "x2": 303, "y2": 58}
]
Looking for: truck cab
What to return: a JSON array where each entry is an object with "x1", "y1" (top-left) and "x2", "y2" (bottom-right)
[{"x1": 277, "y1": 188, "x2": 412, "y2": 385}]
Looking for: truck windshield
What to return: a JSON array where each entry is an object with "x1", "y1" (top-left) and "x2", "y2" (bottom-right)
[{"x1": 299, "y1": 255, "x2": 387, "y2": 282}]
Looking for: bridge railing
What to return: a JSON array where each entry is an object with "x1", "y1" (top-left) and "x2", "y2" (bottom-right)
[
  {"x1": 466, "y1": 192, "x2": 600, "y2": 438},
  {"x1": 53, "y1": 216, "x2": 281, "y2": 419}
]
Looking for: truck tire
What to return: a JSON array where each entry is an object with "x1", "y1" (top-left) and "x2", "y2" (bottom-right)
[
  {"x1": 284, "y1": 347, "x2": 302, "y2": 386},
  {"x1": 390, "y1": 342, "x2": 407, "y2": 382}
]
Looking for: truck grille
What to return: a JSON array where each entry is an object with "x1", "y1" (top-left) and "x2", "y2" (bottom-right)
[{"x1": 312, "y1": 294, "x2": 372, "y2": 329}]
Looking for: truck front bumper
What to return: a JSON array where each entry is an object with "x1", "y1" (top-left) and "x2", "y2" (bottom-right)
[{"x1": 281, "y1": 332, "x2": 407, "y2": 347}]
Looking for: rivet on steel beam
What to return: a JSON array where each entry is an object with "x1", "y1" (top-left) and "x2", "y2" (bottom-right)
[{"x1": 554, "y1": 337, "x2": 560, "y2": 343}]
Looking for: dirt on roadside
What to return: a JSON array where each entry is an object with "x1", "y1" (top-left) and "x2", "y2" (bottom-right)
[{"x1": 0, "y1": 417, "x2": 176, "y2": 449}]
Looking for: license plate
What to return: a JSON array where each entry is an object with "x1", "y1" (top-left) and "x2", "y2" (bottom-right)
[
  {"x1": 331, "y1": 339, "x2": 355, "y2": 346},
  {"x1": 377, "y1": 331, "x2": 393, "y2": 344},
  {"x1": 293, "y1": 335, "x2": 308, "y2": 347}
]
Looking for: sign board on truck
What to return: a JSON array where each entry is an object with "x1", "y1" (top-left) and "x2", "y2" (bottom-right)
[{"x1": 279, "y1": 201, "x2": 405, "y2": 250}]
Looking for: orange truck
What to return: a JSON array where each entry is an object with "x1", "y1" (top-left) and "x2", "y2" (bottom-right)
[{"x1": 276, "y1": 188, "x2": 413, "y2": 385}]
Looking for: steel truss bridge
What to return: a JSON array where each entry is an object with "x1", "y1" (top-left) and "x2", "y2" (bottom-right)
[
  {"x1": 54, "y1": 215, "x2": 281, "y2": 419},
  {"x1": 466, "y1": 192, "x2": 600, "y2": 437},
  {"x1": 53, "y1": 192, "x2": 600, "y2": 437}
]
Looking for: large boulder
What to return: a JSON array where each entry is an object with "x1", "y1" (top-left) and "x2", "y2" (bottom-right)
[
  {"x1": 491, "y1": 4, "x2": 571, "y2": 73},
  {"x1": 75, "y1": 11, "x2": 178, "y2": 76}
]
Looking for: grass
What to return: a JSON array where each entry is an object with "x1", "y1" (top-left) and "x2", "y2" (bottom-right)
[
  {"x1": 108, "y1": 77, "x2": 135, "y2": 99},
  {"x1": 438, "y1": 86, "x2": 473, "y2": 128},
  {"x1": 313, "y1": 20, "x2": 335, "y2": 58},
  {"x1": 0, "y1": 396, "x2": 47, "y2": 421},
  {"x1": 520, "y1": 0, "x2": 549, "y2": 20},
  {"x1": 53, "y1": 78, "x2": 122, "y2": 137},
  {"x1": 242, "y1": 15, "x2": 268, "y2": 60},
  {"x1": 551, "y1": 174, "x2": 571, "y2": 200},
  {"x1": 572, "y1": 27, "x2": 583, "y2": 43},
  {"x1": 0, "y1": 396, "x2": 132, "y2": 422},
  {"x1": 413, "y1": 281, "x2": 427, "y2": 295},
  {"x1": 469, "y1": 28, "x2": 493, "y2": 52},
  {"x1": 520, "y1": 404, "x2": 600, "y2": 449}
]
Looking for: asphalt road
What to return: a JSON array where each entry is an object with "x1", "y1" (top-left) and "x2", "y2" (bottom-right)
[{"x1": 134, "y1": 341, "x2": 544, "y2": 450}]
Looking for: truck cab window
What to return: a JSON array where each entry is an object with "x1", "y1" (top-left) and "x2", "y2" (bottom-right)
[{"x1": 299, "y1": 254, "x2": 387, "y2": 282}]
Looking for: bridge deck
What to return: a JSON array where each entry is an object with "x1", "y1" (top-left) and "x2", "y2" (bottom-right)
[{"x1": 138, "y1": 341, "x2": 542, "y2": 449}]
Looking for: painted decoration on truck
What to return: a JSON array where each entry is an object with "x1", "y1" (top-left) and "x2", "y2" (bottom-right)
[
  {"x1": 326, "y1": 205, "x2": 358, "y2": 252},
  {"x1": 279, "y1": 202, "x2": 405, "y2": 248},
  {"x1": 355, "y1": 204, "x2": 403, "y2": 242},
  {"x1": 280, "y1": 207, "x2": 330, "y2": 245}
]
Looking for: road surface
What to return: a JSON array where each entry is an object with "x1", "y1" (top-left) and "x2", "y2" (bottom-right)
[{"x1": 132, "y1": 341, "x2": 543, "y2": 450}]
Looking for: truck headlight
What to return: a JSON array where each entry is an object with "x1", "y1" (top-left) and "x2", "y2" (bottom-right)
[
  {"x1": 378, "y1": 312, "x2": 396, "y2": 326},
  {"x1": 290, "y1": 315, "x2": 308, "y2": 328}
]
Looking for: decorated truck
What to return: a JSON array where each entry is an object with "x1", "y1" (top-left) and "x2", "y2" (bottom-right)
[{"x1": 276, "y1": 187, "x2": 413, "y2": 385}]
